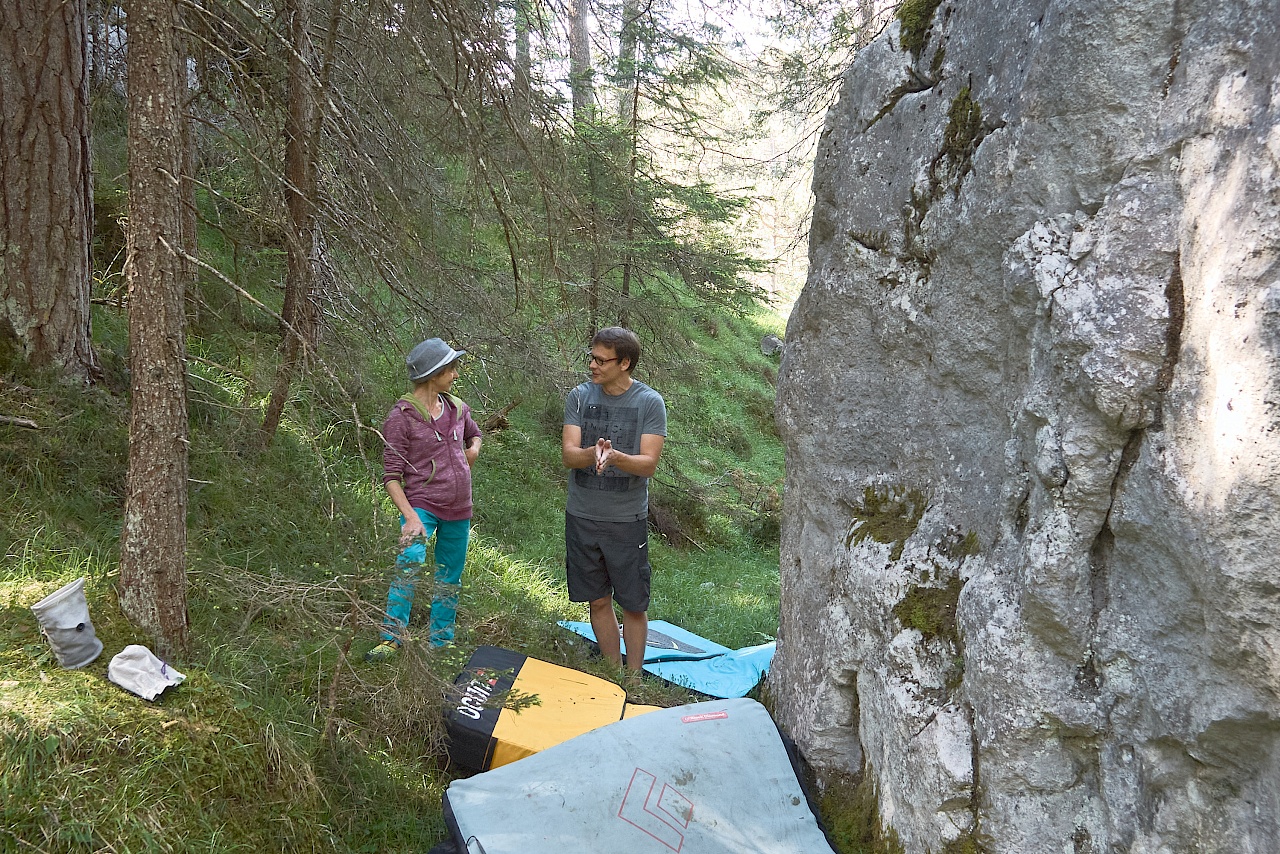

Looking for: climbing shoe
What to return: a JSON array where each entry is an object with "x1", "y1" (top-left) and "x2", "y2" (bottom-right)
[{"x1": 364, "y1": 641, "x2": 400, "y2": 663}]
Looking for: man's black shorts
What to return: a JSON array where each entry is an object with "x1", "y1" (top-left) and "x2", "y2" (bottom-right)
[{"x1": 564, "y1": 513, "x2": 651, "y2": 612}]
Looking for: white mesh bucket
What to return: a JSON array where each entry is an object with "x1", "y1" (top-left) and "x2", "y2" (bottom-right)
[{"x1": 30, "y1": 577, "x2": 104, "y2": 669}]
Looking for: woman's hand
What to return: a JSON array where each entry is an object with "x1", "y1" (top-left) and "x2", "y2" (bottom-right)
[{"x1": 400, "y1": 513, "x2": 427, "y2": 545}]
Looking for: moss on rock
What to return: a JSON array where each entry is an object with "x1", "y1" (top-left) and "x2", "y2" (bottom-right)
[
  {"x1": 893, "y1": 574, "x2": 964, "y2": 646},
  {"x1": 897, "y1": 0, "x2": 944, "y2": 56},
  {"x1": 819, "y1": 767, "x2": 905, "y2": 854},
  {"x1": 943, "y1": 87, "x2": 982, "y2": 163},
  {"x1": 844, "y1": 485, "x2": 928, "y2": 561}
]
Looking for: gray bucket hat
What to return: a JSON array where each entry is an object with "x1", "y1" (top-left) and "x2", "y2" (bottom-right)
[{"x1": 406, "y1": 338, "x2": 466, "y2": 382}]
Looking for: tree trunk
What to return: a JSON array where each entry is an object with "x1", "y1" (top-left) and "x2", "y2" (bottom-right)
[
  {"x1": 261, "y1": 0, "x2": 320, "y2": 445},
  {"x1": 179, "y1": 28, "x2": 199, "y2": 325},
  {"x1": 616, "y1": 0, "x2": 639, "y2": 124},
  {"x1": 512, "y1": 0, "x2": 532, "y2": 127},
  {"x1": 566, "y1": 0, "x2": 600, "y2": 327},
  {"x1": 119, "y1": 0, "x2": 190, "y2": 658},
  {"x1": 567, "y1": 0, "x2": 593, "y2": 123},
  {"x1": 616, "y1": 0, "x2": 641, "y2": 327},
  {"x1": 0, "y1": 0, "x2": 100, "y2": 380}
]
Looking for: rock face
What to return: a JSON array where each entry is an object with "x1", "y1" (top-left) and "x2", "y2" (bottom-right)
[{"x1": 772, "y1": 2, "x2": 1280, "y2": 852}]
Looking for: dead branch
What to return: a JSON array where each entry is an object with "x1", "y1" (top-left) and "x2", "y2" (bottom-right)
[{"x1": 480, "y1": 398, "x2": 521, "y2": 432}]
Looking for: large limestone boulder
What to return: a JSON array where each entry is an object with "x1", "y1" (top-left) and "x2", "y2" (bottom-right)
[{"x1": 772, "y1": 1, "x2": 1280, "y2": 852}]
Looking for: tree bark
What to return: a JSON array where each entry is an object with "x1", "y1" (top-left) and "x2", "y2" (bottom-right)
[
  {"x1": 616, "y1": 0, "x2": 639, "y2": 124},
  {"x1": 179, "y1": 14, "x2": 199, "y2": 326},
  {"x1": 512, "y1": 0, "x2": 532, "y2": 128},
  {"x1": 261, "y1": 0, "x2": 321, "y2": 445},
  {"x1": 616, "y1": 0, "x2": 641, "y2": 327},
  {"x1": 0, "y1": 0, "x2": 100, "y2": 380},
  {"x1": 566, "y1": 0, "x2": 601, "y2": 327},
  {"x1": 566, "y1": 0, "x2": 593, "y2": 123},
  {"x1": 119, "y1": 0, "x2": 190, "y2": 658}
]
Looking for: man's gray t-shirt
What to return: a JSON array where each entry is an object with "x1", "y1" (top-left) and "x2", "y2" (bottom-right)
[{"x1": 564, "y1": 379, "x2": 667, "y2": 522}]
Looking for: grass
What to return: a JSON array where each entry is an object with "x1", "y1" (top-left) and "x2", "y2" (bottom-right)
[
  {"x1": 1, "y1": 574, "x2": 336, "y2": 851},
  {"x1": 0, "y1": 291, "x2": 788, "y2": 851}
]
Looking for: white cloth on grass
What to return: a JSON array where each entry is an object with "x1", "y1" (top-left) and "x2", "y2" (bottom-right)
[{"x1": 108, "y1": 644, "x2": 185, "y2": 701}]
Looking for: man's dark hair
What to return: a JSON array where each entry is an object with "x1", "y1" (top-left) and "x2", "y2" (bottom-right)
[{"x1": 592, "y1": 326, "x2": 641, "y2": 373}]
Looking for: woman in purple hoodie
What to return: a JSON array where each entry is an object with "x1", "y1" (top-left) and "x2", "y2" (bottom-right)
[{"x1": 366, "y1": 338, "x2": 482, "y2": 661}]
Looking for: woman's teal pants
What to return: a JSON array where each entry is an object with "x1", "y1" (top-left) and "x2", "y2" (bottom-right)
[{"x1": 380, "y1": 508, "x2": 471, "y2": 647}]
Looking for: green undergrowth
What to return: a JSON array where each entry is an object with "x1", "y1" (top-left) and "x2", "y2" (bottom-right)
[{"x1": 1, "y1": 293, "x2": 785, "y2": 850}]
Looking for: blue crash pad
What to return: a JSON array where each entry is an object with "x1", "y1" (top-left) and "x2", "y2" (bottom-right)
[
  {"x1": 557, "y1": 619, "x2": 775, "y2": 699},
  {"x1": 558, "y1": 619, "x2": 729, "y2": 662},
  {"x1": 643, "y1": 642, "x2": 776, "y2": 699}
]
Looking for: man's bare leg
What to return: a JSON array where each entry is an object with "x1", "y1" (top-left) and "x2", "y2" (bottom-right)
[
  {"x1": 621, "y1": 609, "x2": 648, "y2": 673},
  {"x1": 589, "y1": 596, "x2": 622, "y2": 666}
]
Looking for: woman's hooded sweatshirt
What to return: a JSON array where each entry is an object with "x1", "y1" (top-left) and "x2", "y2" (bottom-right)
[{"x1": 381, "y1": 393, "x2": 481, "y2": 521}]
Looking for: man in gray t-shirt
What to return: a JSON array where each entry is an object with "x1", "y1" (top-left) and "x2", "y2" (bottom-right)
[{"x1": 562, "y1": 327, "x2": 667, "y2": 675}]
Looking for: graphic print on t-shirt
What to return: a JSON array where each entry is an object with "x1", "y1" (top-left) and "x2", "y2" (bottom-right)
[{"x1": 575, "y1": 402, "x2": 639, "y2": 492}]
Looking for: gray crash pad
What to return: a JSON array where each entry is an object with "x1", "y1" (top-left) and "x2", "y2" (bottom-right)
[{"x1": 441, "y1": 697, "x2": 834, "y2": 854}]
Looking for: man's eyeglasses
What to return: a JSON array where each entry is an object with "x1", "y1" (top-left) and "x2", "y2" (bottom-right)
[{"x1": 586, "y1": 352, "x2": 619, "y2": 366}]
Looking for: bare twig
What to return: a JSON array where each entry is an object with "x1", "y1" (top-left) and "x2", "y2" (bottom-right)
[{"x1": 323, "y1": 582, "x2": 363, "y2": 744}]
